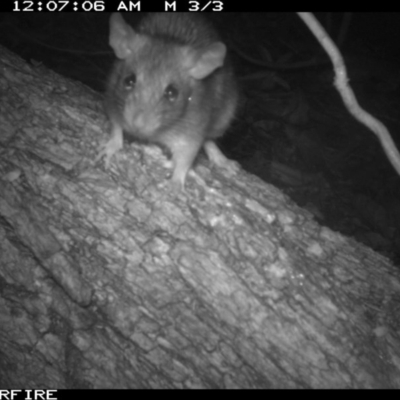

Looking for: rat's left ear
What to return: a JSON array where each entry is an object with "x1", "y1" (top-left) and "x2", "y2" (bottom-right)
[{"x1": 184, "y1": 42, "x2": 227, "y2": 79}]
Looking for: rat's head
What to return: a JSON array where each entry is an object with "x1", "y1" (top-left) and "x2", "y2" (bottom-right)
[{"x1": 108, "y1": 13, "x2": 227, "y2": 139}]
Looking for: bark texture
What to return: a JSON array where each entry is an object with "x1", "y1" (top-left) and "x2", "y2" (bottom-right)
[{"x1": 1, "y1": 45, "x2": 400, "y2": 388}]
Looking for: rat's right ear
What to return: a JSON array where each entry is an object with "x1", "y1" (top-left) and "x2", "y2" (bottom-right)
[{"x1": 109, "y1": 13, "x2": 136, "y2": 59}]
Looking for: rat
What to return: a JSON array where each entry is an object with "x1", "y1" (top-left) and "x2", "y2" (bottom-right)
[{"x1": 96, "y1": 12, "x2": 239, "y2": 190}]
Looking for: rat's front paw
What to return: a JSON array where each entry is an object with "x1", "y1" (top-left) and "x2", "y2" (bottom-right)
[{"x1": 95, "y1": 134, "x2": 123, "y2": 168}]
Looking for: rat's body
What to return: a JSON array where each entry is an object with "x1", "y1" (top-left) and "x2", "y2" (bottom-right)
[{"x1": 97, "y1": 12, "x2": 238, "y2": 190}]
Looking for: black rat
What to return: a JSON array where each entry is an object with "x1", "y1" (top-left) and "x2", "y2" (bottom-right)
[{"x1": 96, "y1": 12, "x2": 239, "y2": 190}]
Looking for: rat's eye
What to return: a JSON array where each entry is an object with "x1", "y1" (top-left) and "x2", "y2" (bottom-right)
[
  {"x1": 123, "y1": 73, "x2": 136, "y2": 90},
  {"x1": 164, "y1": 84, "x2": 179, "y2": 102}
]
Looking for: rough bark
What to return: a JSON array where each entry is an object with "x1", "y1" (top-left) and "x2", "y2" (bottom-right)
[{"x1": 1, "y1": 45, "x2": 400, "y2": 389}]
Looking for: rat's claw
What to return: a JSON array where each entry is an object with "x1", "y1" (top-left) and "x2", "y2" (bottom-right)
[{"x1": 95, "y1": 129, "x2": 123, "y2": 169}]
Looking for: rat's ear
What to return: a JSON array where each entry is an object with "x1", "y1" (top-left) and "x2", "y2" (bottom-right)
[
  {"x1": 109, "y1": 13, "x2": 137, "y2": 59},
  {"x1": 184, "y1": 42, "x2": 227, "y2": 79}
]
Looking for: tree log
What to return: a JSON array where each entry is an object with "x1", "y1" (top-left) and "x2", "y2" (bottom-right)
[{"x1": 1, "y1": 45, "x2": 400, "y2": 388}]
